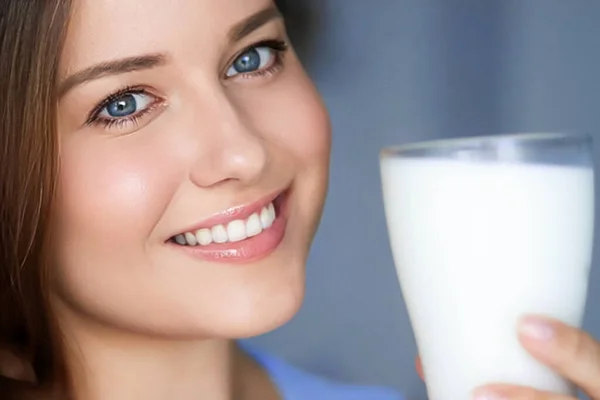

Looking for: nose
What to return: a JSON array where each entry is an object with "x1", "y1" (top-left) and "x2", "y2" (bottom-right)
[{"x1": 189, "y1": 93, "x2": 269, "y2": 188}]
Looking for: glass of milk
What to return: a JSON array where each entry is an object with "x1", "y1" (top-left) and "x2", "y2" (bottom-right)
[{"x1": 379, "y1": 132, "x2": 594, "y2": 400}]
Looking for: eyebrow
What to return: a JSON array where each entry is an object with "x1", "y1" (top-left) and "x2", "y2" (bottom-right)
[
  {"x1": 58, "y1": 6, "x2": 282, "y2": 97},
  {"x1": 228, "y1": 6, "x2": 282, "y2": 42},
  {"x1": 58, "y1": 54, "x2": 167, "y2": 97}
]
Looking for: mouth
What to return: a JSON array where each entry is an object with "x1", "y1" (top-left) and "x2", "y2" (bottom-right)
[{"x1": 167, "y1": 189, "x2": 289, "y2": 263}]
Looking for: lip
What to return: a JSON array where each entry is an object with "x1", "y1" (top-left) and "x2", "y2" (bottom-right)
[
  {"x1": 168, "y1": 190, "x2": 290, "y2": 263},
  {"x1": 170, "y1": 189, "x2": 283, "y2": 239}
]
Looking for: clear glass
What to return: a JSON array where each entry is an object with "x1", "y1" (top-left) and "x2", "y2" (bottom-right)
[{"x1": 379, "y1": 133, "x2": 595, "y2": 400}]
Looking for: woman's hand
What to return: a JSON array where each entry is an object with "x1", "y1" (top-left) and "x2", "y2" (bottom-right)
[{"x1": 415, "y1": 315, "x2": 600, "y2": 399}]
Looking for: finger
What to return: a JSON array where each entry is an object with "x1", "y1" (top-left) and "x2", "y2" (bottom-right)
[
  {"x1": 473, "y1": 383, "x2": 576, "y2": 400},
  {"x1": 518, "y1": 315, "x2": 600, "y2": 398},
  {"x1": 415, "y1": 356, "x2": 424, "y2": 380}
]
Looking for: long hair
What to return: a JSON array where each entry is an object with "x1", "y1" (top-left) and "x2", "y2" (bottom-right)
[{"x1": 0, "y1": 0, "x2": 72, "y2": 397}]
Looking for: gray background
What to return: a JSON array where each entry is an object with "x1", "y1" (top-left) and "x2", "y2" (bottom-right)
[{"x1": 245, "y1": 1, "x2": 600, "y2": 399}]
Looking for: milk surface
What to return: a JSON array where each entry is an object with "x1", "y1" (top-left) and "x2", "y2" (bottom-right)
[{"x1": 380, "y1": 158, "x2": 594, "y2": 400}]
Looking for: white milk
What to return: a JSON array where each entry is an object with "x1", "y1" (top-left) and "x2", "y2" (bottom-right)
[{"x1": 380, "y1": 158, "x2": 594, "y2": 400}]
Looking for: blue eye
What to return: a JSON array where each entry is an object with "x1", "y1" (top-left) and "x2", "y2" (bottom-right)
[
  {"x1": 86, "y1": 87, "x2": 164, "y2": 131},
  {"x1": 226, "y1": 46, "x2": 276, "y2": 77},
  {"x1": 98, "y1": 92, "x2": 154, "y2": 119}
]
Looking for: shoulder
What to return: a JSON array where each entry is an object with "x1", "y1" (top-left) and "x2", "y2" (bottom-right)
[{"x1": 240, "y1": 342, "x2": 405, "y2": 400}]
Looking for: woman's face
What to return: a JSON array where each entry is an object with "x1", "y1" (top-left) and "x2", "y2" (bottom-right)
[{"x1": 53, "y1": 0, "x2": 330, "y2": 338}]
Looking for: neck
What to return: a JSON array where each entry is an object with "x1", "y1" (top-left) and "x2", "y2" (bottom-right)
[
  {"x1": 54, "y1": 307, "x2": 278, "y2": 400},
  {"x1": 68, "y1": 328, "x2": 235, "y2": 400}
]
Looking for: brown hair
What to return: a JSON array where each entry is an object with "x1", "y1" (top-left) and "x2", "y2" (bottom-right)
[{"x1": 0, "y1": 0, "x2": 72, "y2": 397}]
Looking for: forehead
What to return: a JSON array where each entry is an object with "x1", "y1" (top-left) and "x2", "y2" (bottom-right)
[{"x1": 61, "y1": 0, "x2": 274, "y2": 75}]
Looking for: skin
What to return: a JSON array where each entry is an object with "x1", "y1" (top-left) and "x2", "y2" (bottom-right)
[{"x1": 36, "y1": 0, "x2": 330, "y2": 398}]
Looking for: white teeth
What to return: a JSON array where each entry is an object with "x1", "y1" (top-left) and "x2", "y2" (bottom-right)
[
  {"x1": 175, "y1": 234, "x2": 186, "y2": 245},
  {"x1": 211, "y1": 224, "x2": 228, "y2": 244},
  {"x1": 174, "y1": 201, "x2": 278, "y2": 246},
  {"x1": 196, "y1": 228, "x2": 213, "y2": 245},
  {"x1": 184, "y1": 232, "x2": 197, "y2": 246},
  {"x1": 227, "y1": 220, "x2": 247, "y2": 242},
  {"x1": 260, "y1": 206, "x2": 273, "y2": 229},
  {"x1": 246, "y1": 213, "x2": 263, "y2": 237},
  {"x1": 268, "y1": 202, "x2": 275, "y2": 220}
]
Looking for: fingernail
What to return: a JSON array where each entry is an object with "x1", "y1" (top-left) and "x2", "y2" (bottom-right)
[{"x1": 519, "y1": 316, "x2": 555, "y2": 341}]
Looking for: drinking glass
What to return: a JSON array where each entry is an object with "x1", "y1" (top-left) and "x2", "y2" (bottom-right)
[{"x1": 379, "y1": 133, "x2": 595, "y2": 399}]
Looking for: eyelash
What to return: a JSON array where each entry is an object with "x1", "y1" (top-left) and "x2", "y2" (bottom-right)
[
  {"x1": 85, "y1": 39, "x2": 289, "y2": 130},
  {"x1": 225, "y1": 39, "x2": 288, "y2": 80},
  {"x1": 85, "y1": 86, "x2": 162, "y2": 129}
]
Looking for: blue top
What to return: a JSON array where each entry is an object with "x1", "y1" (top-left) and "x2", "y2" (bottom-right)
[{"x1": 242, "y1": 344, "x2": 405, "y2": 400}]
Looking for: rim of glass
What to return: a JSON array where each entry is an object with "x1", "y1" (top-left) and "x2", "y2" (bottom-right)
[{"x1": 380, "y1": 132, "x2": 592, "y2": 157}]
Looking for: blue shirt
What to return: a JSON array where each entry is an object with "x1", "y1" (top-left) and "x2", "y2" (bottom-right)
[{"x1": 242, "y1": 344, "x2": 405, "y2": 400}]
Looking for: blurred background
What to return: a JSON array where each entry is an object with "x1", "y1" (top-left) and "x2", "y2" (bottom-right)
[{"x1": 244, "y1": 1, "x2": 600, "y2": 398}]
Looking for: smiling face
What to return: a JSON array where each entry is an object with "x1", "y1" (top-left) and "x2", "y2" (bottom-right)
[{"x1": 52, "y1": 0, "x2": 330, "y2": 339}]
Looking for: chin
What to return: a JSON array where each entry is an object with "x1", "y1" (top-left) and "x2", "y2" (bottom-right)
[
  {"x1": 172, "y1": 293, "x2": 304, "y2": 340},
  {"x1": 210, "y1": 238, "x2": 309, "y2": 339},
  {"x1": 211, "y1": 266, "x2": 306, "y2": 339},
  {"x1": 223, "y1": 299, "x2": 303, "y2": 339}
]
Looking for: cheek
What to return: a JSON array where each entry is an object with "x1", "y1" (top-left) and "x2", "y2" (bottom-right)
[
  {"x1": 281, "y1": 89, "x2": 331, "y2": 162},
  {"x1": 242, "y1": 63, "x2": 332, "y2": 236},
  {"x1": 55, "y1": 135, "x2": 181, "y2": 249},
  {"x1": 241, "y1": 64, "x2": 331, "y2": 167},
  {"x1": 284, "y1": 81, "x2": 331, "y2": 165}
]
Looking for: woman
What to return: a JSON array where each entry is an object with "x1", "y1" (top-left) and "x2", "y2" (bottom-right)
[
  {"x1": 0, "y1": 0, "x2": 599, "y2": 399},
  {"x1": 0, "y1": 0, "x2": 400, "y2": 398}
]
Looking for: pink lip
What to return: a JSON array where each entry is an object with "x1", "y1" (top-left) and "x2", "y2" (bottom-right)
[
  {"x1": 171, "y1": 190, "x2": 282, "y2": 238},
  {"x1": 167, "y1": 189, "x2": 290, "y2": 263}
]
